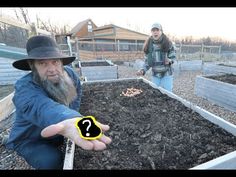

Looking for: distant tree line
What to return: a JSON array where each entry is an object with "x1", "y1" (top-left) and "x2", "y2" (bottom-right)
[{"x1": 172, "y1": 35, "x2": 236, "y2": 52}]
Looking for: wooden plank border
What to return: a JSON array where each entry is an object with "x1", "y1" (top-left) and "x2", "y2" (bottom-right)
[{"x1": 0, "y1": 92, "x2": 15, "y2": 121}]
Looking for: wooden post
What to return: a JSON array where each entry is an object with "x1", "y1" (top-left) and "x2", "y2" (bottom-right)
[
  {"x1": 29, "y1": 23, "x2": 37, "y2": 37},
  {"x1": 66, "y1": 35, "x2": 73, "y2": 56},
  {"x1": 219, "y1": 45, "x2": 221, "y2": 55},
  {"x1": 200, "y1": 44, "x2": 204, "y2": 60},
  {"x1": 75, "y1": 37, "x2": 80, "y2": 61},
  {"x1": 91, "y1": 30, "x2": 96, "y2": 60},
  {"x1": 0, "y1": 92, "x2": 15, "y2": 121},
  {"x1": 117, "y1": 40, "x2": 120, "y2": 52},
  {"x1": 179, "y1": 43, "x2": 182, "y2": 60}
]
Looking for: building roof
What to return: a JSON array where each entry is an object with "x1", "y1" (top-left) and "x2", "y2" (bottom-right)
[
  {"x1": 94, "y1": 24, "x2": 148, "y2": 37},
  {"x1": 70, "y1": 18, "x2": 96, "y2": 34},
  {"x1": 70, "y1": 20, "x2": 148, "y2": 41}
]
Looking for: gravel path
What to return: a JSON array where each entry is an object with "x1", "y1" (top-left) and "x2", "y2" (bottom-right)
[
  {"x1": 0, "y1": 64, "x2": 235, "y2": 170},
  {"x1": 173, "y1": 71, "x2": 236, "y2": 124},
  {"x1": 0, "y1": 113, "x2": 34, "y2": 170}
]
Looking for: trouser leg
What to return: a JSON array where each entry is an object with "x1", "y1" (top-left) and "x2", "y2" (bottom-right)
[
  {"x1": 15, "y1": 137, "x2": 64, "y2": 169},
  {"x1": 161, "y1": 75, "x2": 173, "y2": 92},
  {"x1": 151, "y1": 76, "x2": 161, "y2": 87},
  {"x1": 152, "y1": 75, "x2": 173, "y2": 92}
]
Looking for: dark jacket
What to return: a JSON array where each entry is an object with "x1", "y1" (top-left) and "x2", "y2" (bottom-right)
[
  {"x1": 6, "y1": 66, "x2": 82, "y2": 150},
  {"x1": 141, "y1": 34, "x2": 176, "y2": 76}
]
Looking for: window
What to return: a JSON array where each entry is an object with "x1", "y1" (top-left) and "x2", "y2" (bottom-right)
[{"x1": 88, "y1": 21, "x2": 93, "y2": 33}]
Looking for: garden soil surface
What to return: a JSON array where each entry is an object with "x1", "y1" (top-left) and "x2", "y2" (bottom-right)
[
  {"x1": 81, "y1": 61, "x2": 111, "y2": 67},
  {"x1": 206, "y1": 74, "x2": 236, "y2": 85},
  {"x1": 72, "y1": 79, "x2": 236, "y2": 170}
]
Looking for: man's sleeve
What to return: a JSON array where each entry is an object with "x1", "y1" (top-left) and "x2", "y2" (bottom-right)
[{"x1": 13, "y1": 83, "x2": 82, "y2": 129}]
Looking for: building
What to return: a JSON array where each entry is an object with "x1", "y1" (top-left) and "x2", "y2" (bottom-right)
[{"x1": 70, "y1": 19, "x2": 148, "y2": 61}]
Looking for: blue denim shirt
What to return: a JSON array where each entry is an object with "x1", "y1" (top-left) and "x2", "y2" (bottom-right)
[{"x1": 6, "y1": 66, "x2": 82, "y2": 150}]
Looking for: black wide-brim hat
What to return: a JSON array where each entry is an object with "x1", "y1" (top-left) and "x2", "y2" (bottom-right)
[{"x1": 12, "y1": 35, "x2": 76, "y2": 71}]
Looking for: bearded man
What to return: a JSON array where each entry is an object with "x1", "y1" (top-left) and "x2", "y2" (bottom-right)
[{"x1": 5, "y1": 35, "x2": 111, "y2": 169}]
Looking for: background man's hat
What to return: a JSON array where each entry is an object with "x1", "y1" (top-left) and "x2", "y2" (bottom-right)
[
  {"x1": 151, "y1": 23, "x2": 163, "y2": 31},
  {"x1": 12, "y1": 35, "x2": 76, "y2": 71}
]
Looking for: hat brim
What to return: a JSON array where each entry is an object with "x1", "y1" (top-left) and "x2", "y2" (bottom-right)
[
  {"x1": 151, "y1": 27, "x2": 161, "y2": 30},
  {"x1": 12, "y1": 56, "x2": 76, "y2": 71}
]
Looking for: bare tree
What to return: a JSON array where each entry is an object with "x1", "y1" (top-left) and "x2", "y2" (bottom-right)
[
  {"x1": 12, "y1": 8, "x2": 70, "y2": 35},
  {"x1": 14, "y1": 9, "x2": 22, "y2": 23},
  {"x1": 19, "y1": 8, "x2": 31, "y2": 24},
  {"x1": 35, "y1": 15, "x2": 70, "y2": 35},
  {"x1": 13, "y1": 8, "x2": 30, "y2": 25}
]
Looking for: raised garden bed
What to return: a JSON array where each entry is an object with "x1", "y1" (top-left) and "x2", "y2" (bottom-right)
[
  {"x1": 64, "y1": 78, "x2": 236, "y2": 169},
  {"x1": 0, "y1": 85, "x2": 14, "y2": 100},
  {"x1": 0, "y1": 58, "x2": 29, "y2": 85},
  {"x1": 173, "y1": 60, "x2": 203, "y2": 72},
  {"x1": 206, "y1": 73, "x2": 236, "y2": 85},
  {"x1": 0, "y1": 85, "x2": 15, "y2": 121},
  {"x1": 203, "y1": 63, "x2": 236, "y2": 75},
  {"x1": 80, "y1": 61, "x2": 111, "y2": 67},
  {"x1": 195, "y1": 73, "x2": 236, "y2": 112},
  {"x1": 78, "y1": 60, "x2": 118, "y2": 81}
]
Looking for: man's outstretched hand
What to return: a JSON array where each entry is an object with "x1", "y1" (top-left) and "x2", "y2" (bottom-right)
[{"x1": 41, "y1": 118, "x2": 112, "y2": 151}]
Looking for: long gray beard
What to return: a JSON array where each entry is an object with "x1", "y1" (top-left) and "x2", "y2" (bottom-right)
[{"x1": 33, "y1": 69, "x2": 77, "y2": 106}]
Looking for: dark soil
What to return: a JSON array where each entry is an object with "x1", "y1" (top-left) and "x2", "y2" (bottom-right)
[
  {"x1": 112, "y1": 60, "x2": 124, "y2": 65},
  {"x1": 73, "y1": 79, "x2": 236, "y2": 170},
  {"x1": 81, "y1": 61, "x2": 111, "y2": 67},
  {"x1": 0, "y1": 85, "x2": 14, "y2": 100},
  {"x1": 218, "y1": 63, "x2": 236, "y2": 68},
  {"x1": 0, "y1": 113, "x2": 33, "y2": 169},
  {"x1": 206, "y1": 74, "x2": 236, "y2": 85}
]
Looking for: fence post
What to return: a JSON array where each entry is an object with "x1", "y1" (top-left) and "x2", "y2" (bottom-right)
[
  {"x1": 219, "y1": 45, "x2": 221, "y2": 55},
  {"x1": 117, "y1": 40, "x2": 120, "y2": 52},
  {"x1": 117, "y1": 40, "x2": 120, "y2": 60},
  {"x1": 29, "y1": 23, "x2": 37, "y2": 38},
  {"x1": 75, "y1": 37, "x2": 80, "y2": 61},
  {"x1": 66, "y1": 35, "x2": 73, "y2": 56},
  {"x1": 200, "y1": 44, "x2": 204, "y2": 60}
]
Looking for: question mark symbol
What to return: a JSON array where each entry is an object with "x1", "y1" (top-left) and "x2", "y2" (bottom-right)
[{"x1": 82, "y1": 120, "x2": 91, "y2": 137}]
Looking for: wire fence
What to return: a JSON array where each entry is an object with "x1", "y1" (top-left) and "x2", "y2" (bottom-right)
[
  {"x1": 175, "y1": 44, "x2": 222, "y2": 62},
  {"x1": 65, "y1": 40, "x2": 223, "y2": 62}
]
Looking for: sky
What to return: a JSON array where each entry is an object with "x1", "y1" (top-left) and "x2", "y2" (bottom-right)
[{"x1": 1, "y1": 7, "x2": 236, "y2": 42}]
